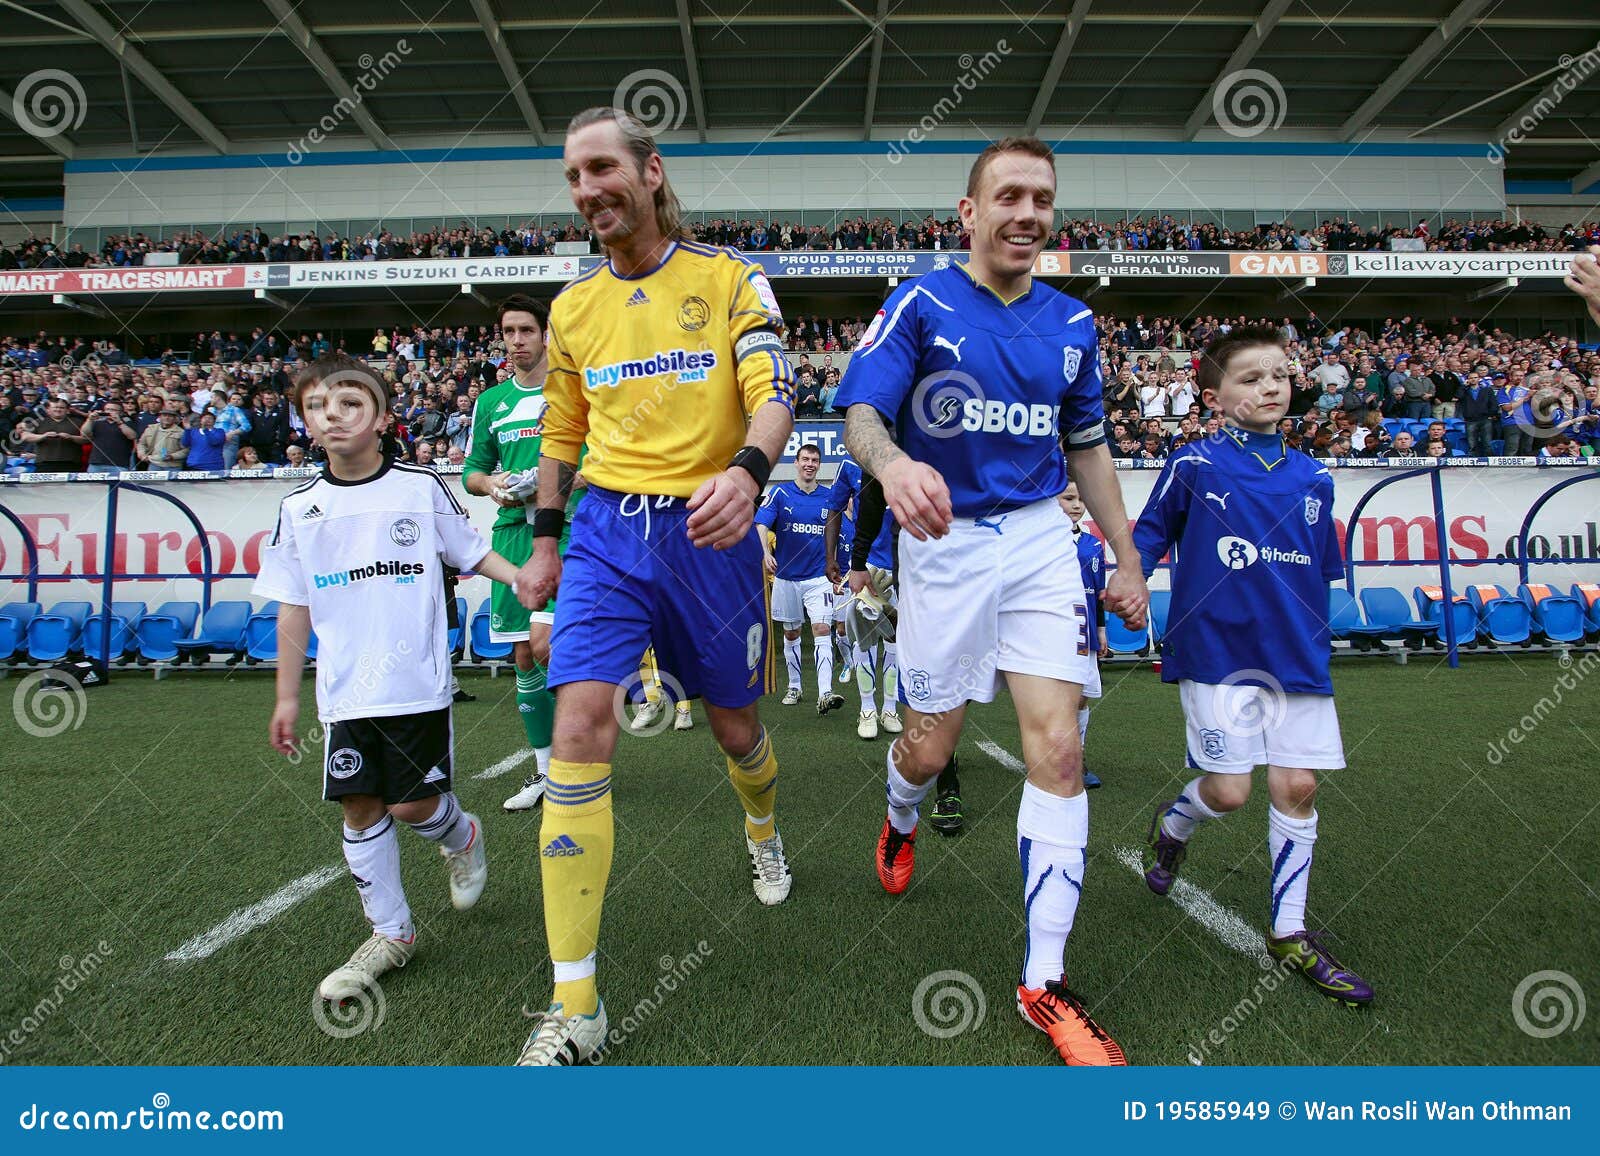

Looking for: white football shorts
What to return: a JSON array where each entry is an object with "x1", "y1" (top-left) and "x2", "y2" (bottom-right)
[
  {"x1": 771, "y1": 574, "x2": 835, "y2": 629},
  {"x1": 897, "y1": 497, "x2": 1094, "y2": 713},
  {"x1": 1178, "y1": 679, "x2": 1345, "y2": 774}
]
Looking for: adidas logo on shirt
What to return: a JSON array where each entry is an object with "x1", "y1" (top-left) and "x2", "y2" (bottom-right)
[
  {"x1": 422, "y1": 766, "x2": 447, "y2": 784},
  {"x1": 542, "y1": 834, "x2": 584, "y2": 857},
  {"x1": 625, "y1": 288, "x2": 649, "y2": 307},
  {"x1": 301, "y1": 504, "x2": 324, "y2": 520}
]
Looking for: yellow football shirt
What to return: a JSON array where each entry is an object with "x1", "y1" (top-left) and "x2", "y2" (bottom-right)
[{"x1": 542, "y1": 240, "x2": 795, "y2": 497}]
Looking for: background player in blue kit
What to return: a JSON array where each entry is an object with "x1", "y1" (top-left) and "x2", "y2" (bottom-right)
[
  {"x1": 756, "y1": 442, "x2": 846, "y2": 715},
  {"x1": 824, "y1": 452, "x2": 902, "y2": 740},
  {"x1": 838, "y1": 137, "x2": 1148, "y2": 1065},
  {"x1": 1133, "y1": 325, "x2": 1374, "y2": 1007},
  {"x1": 1057, "y1": 481, "x2": 1106, "y2": 790}
]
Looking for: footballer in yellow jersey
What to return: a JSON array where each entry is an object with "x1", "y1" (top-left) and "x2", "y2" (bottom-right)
[{"x1": 511, "y1": 107, "x2": 794, "y2": 1066}]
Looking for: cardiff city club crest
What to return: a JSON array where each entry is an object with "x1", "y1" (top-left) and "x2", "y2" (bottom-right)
[
  {"x1": 1304, "y1": 495, "x2": 1322, "y2": 525},
  {"x1": 1062, "y1": 346, "x2": 1083, "y2": 382},
  {"x1": 1199, "y1": 729, "x2": 1227, "y2": 761},
  {"x1": 907, "y1": 668, "x2": 932, "y2": 700}
]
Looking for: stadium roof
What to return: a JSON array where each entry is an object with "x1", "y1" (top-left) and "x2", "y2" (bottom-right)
[{"x1": 2, "y1": 0, "x2": 1599, "y2": 206}]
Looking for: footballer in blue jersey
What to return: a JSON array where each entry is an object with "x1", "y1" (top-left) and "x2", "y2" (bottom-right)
[
  {"x1": 755, "y1": 444, "x2": 846, "y2": 714},
  {"x1": 823, "y1": 453, "x2": 904, "y2": 739},
  {"x1": 838, "y1": 137, "x2": 1148, "y2": 1066},
  {"x1": 1134, "y1": 325, "x2": 1373, "y2": 1008},
  {"x1": 1057, "y1": 482, "x2": 1106, "y2": 789}
]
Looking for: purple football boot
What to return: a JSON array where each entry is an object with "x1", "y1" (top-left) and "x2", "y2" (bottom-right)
[
  {"x1": 1143, "y1": 801, "x2": 1189, "y2": 896},
  {"x1": 1267, "y1": 930, "x2": 1374, "y2": 1006}
]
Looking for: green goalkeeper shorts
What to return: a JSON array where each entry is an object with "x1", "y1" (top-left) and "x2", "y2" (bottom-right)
[{"x1": 488, "y1": 522, "x2": 557, "y2": 643}]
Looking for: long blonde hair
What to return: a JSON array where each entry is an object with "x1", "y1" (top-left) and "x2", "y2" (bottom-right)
[{"x1": 568, "y1": 107, "x2": 688, "y2": 242}]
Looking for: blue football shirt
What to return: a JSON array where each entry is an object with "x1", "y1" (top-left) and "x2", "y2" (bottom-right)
[
  {"x1": 834, "y1": 263, "x2": 1105, "y2": 519},
  {"x1": 1132, "y1": 428, "x2": 1343, "y2": 695},
  {"x1": 754, "y1": 480, "x2": 832, "y2": 580},
  {"x1": 826, "y1": 457, "x2": 895, "y2": 570},
  {"x1": 1073, "y1": 522, "x2": 1106, "y2": 653}
]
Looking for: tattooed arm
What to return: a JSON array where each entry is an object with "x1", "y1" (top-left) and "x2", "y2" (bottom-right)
[
  {"x1": 843, "y1": 402, "x2": 952, "y2": 540},
  {"x1": 513, "y1": 455, "x2": 578, "y2": 609}
]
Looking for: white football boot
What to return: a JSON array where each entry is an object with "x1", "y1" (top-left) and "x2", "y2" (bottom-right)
[
  {"x1": 503, "y1": 772, "x2": 546, "y2": 812},
  {"x1": 443, "y1": 813, "x2": 488, "y2": 910},
  {"x1": 630, "y1": 698, "x2": 665, "y2": 732},
  {"x1": 516, "y1": 1001, "x2": 608, "y2": 1066},
  {"x1": 319, "y1": 931, "x2": 415, "y2": 1002},
  {"x1": 746, "y1": 829, "x2": 793, "y2": 905},
  {"x1": 878, "y1": 709, "x2": 903, "y2": 734},
  {"x1": 781, "y1": 687, "x2": 803, "y2": 706},
  {"x1": 673, "y1": 703, "x2": 694, "y2": 730},
  {"x1": 857, "y1": 709, "x2": 879, "y2": 740}
]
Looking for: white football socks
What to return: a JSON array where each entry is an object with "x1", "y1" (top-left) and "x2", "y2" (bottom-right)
[
  {"x1": 1160, "y1": 775, "x2": 1224, "y2": 842},
  {"x1": 1077, "y1": 705, "x2": 1091, "y2": 745},
  {"x1": 813, "y1": 636, "x2": 834, "y2": 695},
  {"x1": 534, "y1": 746, "x2": 551, "y2": 776},
  {"x1": 854, "y1": 644, "x2": 877, "y2": 707},
  {"x1": 342, "y1": 814, "x2": 412, "y2": 941},
  {"x1": 1268, "y1": 805, "x2": 1318, "y2": 938},
  {"x1": 1018, "y1": 781, "x2": 1088, "y2": 991},
  {"x1": 784, "y1": 636, "x2": 802, "y2": 693},
  {"x1": 881, "y1": 643, "x2": 899, "y2": 707},
  {"x1": 406, "y1": 791, "x2": 473, "y2": 855},
  {"x1": 885, "y1": 746, "x2": 933, "y2": 835}
]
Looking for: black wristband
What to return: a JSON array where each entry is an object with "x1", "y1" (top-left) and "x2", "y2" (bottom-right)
[
  {"x1": 729, "y1": 445, "x2": 771, "y2": 493},
  {"x1": 531, "y1": 507, "x2": 565, "y2": 540}
]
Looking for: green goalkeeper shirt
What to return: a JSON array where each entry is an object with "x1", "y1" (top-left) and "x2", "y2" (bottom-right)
[{"x1": 462, "y1": 375, "x2": 585, "y2": 531}]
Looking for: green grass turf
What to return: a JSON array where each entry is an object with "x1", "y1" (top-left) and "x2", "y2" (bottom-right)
[{"x1": 1, "y1": 654, "x2": 1596, "y2": 1066}]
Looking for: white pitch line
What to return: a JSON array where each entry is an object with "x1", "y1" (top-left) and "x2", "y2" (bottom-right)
[
  {"x1": 974, "y1": 739, "x2": 1266, "y2": 960},
  {"x1": 164, "y1": 866, "x2": 344, "y2": 962},
  {"x1": 473, "y1": 748, "x2": 534, "y2": 781},
  {"x1": 168, "y1": 748, "x2": 529, "y2": 963}
]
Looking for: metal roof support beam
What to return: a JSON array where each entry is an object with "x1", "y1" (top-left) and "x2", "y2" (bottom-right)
[
  {"x1": 470, "y1": 0, "x2": 544, "y2": 143},
  {"x1": 261, "y1": 0, "x2": 397, "y2": 152},
  {"x1": 56, "y1": 0, "x2": 230, "y2": 153},
  {"x1": 861, "y1": 0, "x2": 890, "y2": 140},
  {"x1": 1183, "y1": 0, "x2": 1292, "y2": 139},
  {"x1": 674, "y1": 0, "x2": 708, "y2": 141},
  {"x1": 1025, "y1": 0, "x2": 1093, "y2": 137},
  {"x1": 1339, "y1": 0, "x2": 1493, "y2": 140},
  {"x1": 1571, "y1": 158, "x2": 1600, "y2": 194},
  {"x1": 0, "y1": 84, "x2": 76, "y2": 158}
]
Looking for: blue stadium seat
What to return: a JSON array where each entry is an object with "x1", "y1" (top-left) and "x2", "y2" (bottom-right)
[
  {"x1": 244, "y1": 607, "x2": 280, "y2": 662},
  {"x1": 173, "y1": 600, "x2": 253, "y2": 663},
  {"x1": 1517, "y1": 584, "x2": 1586, "y2": 644},
  {"x1": 1328, "y1": 587, "x2": 1385, "y2": 647},
  {"x1": 0, "y1": 602, "x2": 42, "y2": 660},
  {"x1": 1466, "y1": 584, "x2": 1532, "y2": 644},
  {"x1": 1103, "y1": 614, "x2": 1149, "y2": 655},
  {"x1": 1358, "y1": 586, "x2": 1439, "y2": 646},
  {"x1": 1149, "y1": 590, "x2": 1172, "y2": 642},
  {"x1": 81, "y1": 601, "x2": 148, "y2": 662},
  {"x1": 136, "y1": 600, "x2": 201, "y2": 663},
  {"x1": 1571, "y1": 584, "x2": 1600, "y2": 639},
  {"x1": 26, "y1": 601, "x2": 93, "y2": 662},
  {"x1": 448, "y1": 596, "x2": 467, "y2": 659},
  {"x1": 1412, "y1": 586, "x2": 1478, "y2": 645},
  {"x1": 470, "y1": 597, "x2": 512, "y2": 661}
]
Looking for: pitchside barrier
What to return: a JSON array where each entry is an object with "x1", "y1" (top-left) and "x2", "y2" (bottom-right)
[{"x1": 0, "y1": 462, "x2": 1595, "y2": 672}]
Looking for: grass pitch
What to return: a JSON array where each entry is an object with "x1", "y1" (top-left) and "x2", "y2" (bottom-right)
[{"x1": 1, "y1": 654, "x2": 1595, "y2": 1066}]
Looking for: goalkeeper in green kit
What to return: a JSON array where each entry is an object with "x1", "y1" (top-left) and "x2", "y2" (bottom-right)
[{"x1": 462, "y1": 294, "x2": 583, "y2": 810}]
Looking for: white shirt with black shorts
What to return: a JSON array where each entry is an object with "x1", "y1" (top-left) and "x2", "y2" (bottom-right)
[{"x1": 254, "y1": 458, "x2": 491, "y2": 804}]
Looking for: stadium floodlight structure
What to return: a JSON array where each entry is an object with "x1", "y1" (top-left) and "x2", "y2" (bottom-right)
[{"x1": 51, "y1": 293, "x2": 105, "y2": 319}]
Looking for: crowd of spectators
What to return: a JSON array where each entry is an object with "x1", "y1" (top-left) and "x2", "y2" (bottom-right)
[
  {"x1": 5, "y1": 215, "x2": 1598, "y2": 271},
  {"x1": 3, "y1": 304, "x2": 1596, "y2": 473}
]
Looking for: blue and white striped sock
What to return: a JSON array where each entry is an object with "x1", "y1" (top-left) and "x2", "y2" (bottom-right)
[
  {"x1": 1160, "y1": 775, "x2": 1224, "y2": 842},
  {"x1": 1268, "y1": 806, "x2": 1318, "y2": 937},
  {"x1": 1018, "y1": 782, "x2": 1087, "y2": 990}
]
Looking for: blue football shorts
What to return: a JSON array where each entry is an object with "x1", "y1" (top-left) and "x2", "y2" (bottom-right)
[{"x1": 549, "y1": 485, "x2": 774, "y2": 708}]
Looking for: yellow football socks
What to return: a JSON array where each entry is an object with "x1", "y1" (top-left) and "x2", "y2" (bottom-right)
[
  {"x1": 727, "y1": 726, "x2": 779, "y2": 841},
  {"x1": 541, "y1": 759, "x2": 614, "y2": 1016}
]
